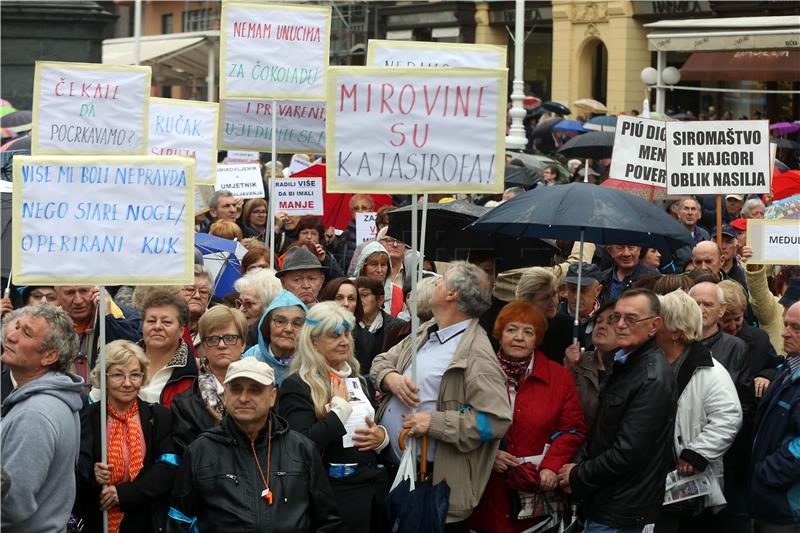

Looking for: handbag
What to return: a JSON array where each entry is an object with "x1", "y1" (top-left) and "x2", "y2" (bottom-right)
[{"x1": 508, "y1": 488, "x2": 555, "y2": 521}]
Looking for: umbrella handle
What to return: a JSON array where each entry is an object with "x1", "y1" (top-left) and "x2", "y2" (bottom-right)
[{"x1": 398, "y1": 428, "x2": 429, "y2": 480}]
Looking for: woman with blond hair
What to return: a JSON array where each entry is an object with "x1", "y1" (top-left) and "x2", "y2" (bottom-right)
[
  {"x1": 279, "y1": 301, "x2": 389, "y2": 533},
  {"x1": 76, "y1": 340, "x2": 178, "y2": 533}
]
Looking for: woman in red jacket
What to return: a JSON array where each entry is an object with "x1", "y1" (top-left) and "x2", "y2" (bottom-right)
[{"x1": 471, "y1": 300, "x2": 587, "y2": 533}]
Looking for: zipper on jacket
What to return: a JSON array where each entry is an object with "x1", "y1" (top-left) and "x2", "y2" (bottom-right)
[{"x1": 225, "y1": 473, "x2": 239, "y2": 485}]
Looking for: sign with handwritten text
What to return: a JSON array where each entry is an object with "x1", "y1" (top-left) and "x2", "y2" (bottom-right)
[
  {"x1": 355, "y1": 212, "x2": 377, "y2": 244},
  {"x1": 147, "y1": 98, "x2": 218, "y2": 184},
  {"x1": 220, "y1": 99, "x2": 325, "y2": 153},
  {"x1": 272, "y1": 176, "x2": 323, "y2": 215},
  {"x1": 367, "y1": 40, "x2": 506, "y2": 68},
  {"x1": 215, "y1": 163, "x2": 265, "y2": 199},
  {"x1": 12, "y1": 155, "x2": 194, "y2": 285},
  {"x1": 326, "y1": 67, "x2": 507, "y2": 193},
  {"x1": 220, "y1": 2, "x2": 331, "y2": 99},
  {"x1": 32, "y1": 61, "x2": 151, "y2": 155}
]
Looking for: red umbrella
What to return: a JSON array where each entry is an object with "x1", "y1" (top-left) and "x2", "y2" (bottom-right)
[
  {"x1": 289, "y1": 163, "x2": 393, "y2": 230},
  {"x1": 773, "y1": 167, "x2": 800, "y2": 202},
  {"x1": 601, "y1": 178, "x2": 670, "y2": 201}
]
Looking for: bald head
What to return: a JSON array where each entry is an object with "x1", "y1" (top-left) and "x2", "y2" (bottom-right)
[
  {"x1": 692, "y1": 241, "x2": 722, "y2": 277},
  {"x1": 689, "y1": 281, "x2": 725, "y2": 336}
]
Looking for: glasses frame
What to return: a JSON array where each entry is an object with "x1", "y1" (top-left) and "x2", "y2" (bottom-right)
[{"x1": 202, "y1": 334, "x2": 243, "y2": 347}]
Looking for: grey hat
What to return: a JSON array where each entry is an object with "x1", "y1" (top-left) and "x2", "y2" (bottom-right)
[
  {"x1": 565, "y1": 262, "x2": 603, "y2": 286},
  {"x1": 276, "y1": 246, "x2": 323, "y2": 278}
]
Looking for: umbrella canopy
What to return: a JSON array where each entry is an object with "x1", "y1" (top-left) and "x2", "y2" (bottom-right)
[
  {"x1": 556, "y1": 131, "x2": 615, "y2": 160},
  {"x1": 470, "y1": 183, "x2": 693, "y2": 253},
  {"x1": 773, "y1": 138, "x2": 798, "y2": 150},
  {"x1": 504, "y1": 164, "x2": 538, "y2": 189},
  {"x1": 773, "y1": 169, "x2": 800, "y2": 202},
  {"x1": 506, "y1": 152, "x2": 571, "y2": 180},
  {"x1": 669, "y1": 112, "x2": 697, "y2": 121},
  {"x1": 573, "y1": 98, "x2": 607, "y2": 114},
  {"x1": 584, "y1": 115, "x2": 618, "y2": 132},
  {"x1": 194, "y1": 232, "x2": 247, "y2": 298},
  {"x1": 553, "y1": 119, "x2": 590, "y2": 134},
  {"x1": 532, "y1": 116, "x2": 563, "y2": 138},
  {"x1": 601, "y1": 178, "x2": 670, "y2": 201},
  {"x1": 0, "y1": 110, "x2": 32, "y2": 135},
  {"x1": 766, "y1": 195, "x2": 800, "y2": 220},
  {"x1": 0, "y1": 134, "x2": 30, "y2": 153},
  {"x1": 541, "y1": 101, "x2": 571, "y2": 116},
  {"x1": 770, "y1": 122, "x2": 800, "y2": 136}
]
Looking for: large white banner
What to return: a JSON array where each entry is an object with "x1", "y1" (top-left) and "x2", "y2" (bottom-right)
[
  {"x1": 12, "y1": 155, "x2": 194, "y2": 285},
  {"x1": 220, "y1": 2, "x2": 331, "y2": 99},
  {"x1": 32, "y1": 61, "x2": 151, "y2": 155},
  {"x1": 366, "y1": 40, "x2": 506, "y2": 68},
  {"x1": 219, "y1": 99, "x2": 326, "y2": 153},
  {"x1": 609, "y1": 115, "x2": 667, "y2": 188},
  {"x1": 665, "y1": 120, "x2": 771, "y2": 195},
  {"x1": 148, "y1": 98, "x2": 218, "y2": 184},
  {"x1": 326, "y1": 67, "x2": 508, "y2": 194}
]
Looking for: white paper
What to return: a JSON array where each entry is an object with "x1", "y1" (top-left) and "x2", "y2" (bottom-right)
[
  {"x1": 215, "y1": 163, "x2": 265, "y2": 199},
  {"x1": 226, "y1": 150, "x2": 260, "y2": 163},
  {"x1": 367, "y1": 40, "x2": 505, "y2": 68},
  {"x1": 355, "y1": 212, "x2": 377, "y2": 244},
  {"x1": 342, "y1": 378, "x2": 375, "y2": 448},
  {"x1": 219, "y1": 99, "x2": 326, "y2": 153},
  {"x1": 271, "y1": 176, "x2": 323, "y2": 215},
  {"x1": 147, "y1": 98, "x2": 218, "y2": 184},
  {"x1": 663, "y1": 470, "x2": 711, "y2": 505},
  {"x1": 609, "y1": 115, "x2": 667, "y2": 188}
]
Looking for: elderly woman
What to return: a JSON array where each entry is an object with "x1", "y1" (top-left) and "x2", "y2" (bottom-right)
[
  {"x1": 239, "y1": 245, "x2": 271, "y2": 275},
  {"x1": 318, "y1": 277, "x2": 373, "y2": 370},
  {"x1": 352, "y1": 241, "x2": 404, "y2": 317},
  {"x1": 742, "y1": 198, "x2": 765, "y2": 219},
  {"x1": 516, "y1": 267, "x2": 573, "y2": 364},
  {"x1": 471, "y1": 300, "x2": 586, "y2": 533},
  {"x1": 242, "y1": 289, "x2": 308, "y2": 386},
  {"x1": 180, "y1": 265, "x2": 214, "y2": 348},
  {"x1": 382, "y1": 275, "x2": 438, "y2": 350},
  {"x1": 171, "y1": 306, "x2": 248, "y2": 453},
  {"x1": 242, "y1": 198, "x2": 269, "y2": 240},
  {"x1": 233, "y1": 267, "x2": 282, "y2": 327},
  {"x1": 288, "y1": 216, "x2": 345, "y2": 281},
  {"x1": 280, "y1": 302, "x2": 389, "y2": 533},
  {"x1": 137, "y1": 291, "x2": 198, "y2": 407},
  {"x1": 353, "y1": 276, "x2": 405, "y2": 372},
  {"x1": 655, "y1": 290, "x2": 742, "y2": 532},
  {"x1": 76, "y1": 340, "x2": 178, "y2": 533}
]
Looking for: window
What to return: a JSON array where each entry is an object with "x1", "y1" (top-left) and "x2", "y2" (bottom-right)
[
  {"x1": 162, "y1": 13, "x2": 173, "y2": 34},
  {"x1": 182, "y1": 8, "x2": 213, "y2": 32}
]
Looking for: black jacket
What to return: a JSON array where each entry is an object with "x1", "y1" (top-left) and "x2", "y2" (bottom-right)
[
  {"x1": 167, "y1": 411, "x2": 342, "y2": 532},
  {"x1": 358, "y1": 311, "x2": 406, "y2": 374},
  {"x1": 570, "y1": 337, "x2": 676, "y2": 528},
  {"x1": 599, "y1": 262, "x2": 661, "y2": 304},
  {"x1": 170, "y1": 378, "x2": 221, "y2": 456},
  {"x1": 76, "y1": 399, "x2": 179, "y2": 533},
  {"x1": 738, "y1": 324, "x2": 781, "y2": 383}
]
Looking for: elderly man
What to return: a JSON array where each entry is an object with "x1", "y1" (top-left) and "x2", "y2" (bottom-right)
[
  {"x1": 55, "y1": 285, "x2": 141, "y2": 383},
  {"x1": 600, "y1": 244, "x2": 660, "y2": 303},
  {"x1": 167, "y1": 358, "x2": 341, "y2": 531},
  {"x1": 558, "y1": 289, "x2": 675, "y2": 533},
  {"x1": 371, "y1": 261, "x2": 512, "y2": 531},
  {"x1": 719, "y1": 225, "x2": 748, "y2": 289},
  {"x1": 671, "y1": 196, "x2": 711, "y2": 272},
  {"x1": 749, "y1": 302, "x2": 800, "y2": 532},
  {"x1": 1, "y1": 306, "x2": 83, "y2": 533},
  {"x1": 558, "y1": 262, "x2": 604, "y2": 347},
  {"x1": 691, "y1": 241, "x2": 723, "y2": 280},
  {"x1": 207, "y1": 190, "x2": 238, "y2": 223},
  {"x1": 276, "y1": 246, "x2": 325, "y2": 307}
]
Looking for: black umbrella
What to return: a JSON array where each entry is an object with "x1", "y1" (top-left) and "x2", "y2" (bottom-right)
[
  {"x1": 773, "y1": 138, "x2": 798, "y2": 150},
  {"x1": 541, "y1": 101, "x2": 571, "y2": 116},
  {"x1": 0, "y1": 110, "x2": 32, "y2": 134},
  {"x1": 556, "y1": 131, "x2": 615, "y2": 159},
  {"x1": 669, "y1": 112, "x2": 696, "y2": 121},
  {"x1": 533, "y1": 117, "x2": 563, "y2": 138},
  {"x1": 504, "y1": 164, "x2": 538, "y2": 188}
]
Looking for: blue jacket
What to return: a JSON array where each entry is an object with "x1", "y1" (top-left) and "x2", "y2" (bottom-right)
[{"x1": 749, "y1": 362, "x2": 800, "y2": 525}]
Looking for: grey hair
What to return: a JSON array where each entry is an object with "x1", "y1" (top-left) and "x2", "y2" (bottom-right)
[
  {"x1": 194, "y1": 264, "x2": 213, "y2": 286},
  {"x1": 445, "y1": 261, "x2": 492, "y2": 318},
  {"x1": 208, "y1": 189, "x2": 234, "y2": 210},
  {"x1": 503, "y1": 186, "x2": 525, "y2": 197},
  {"x1": 516, "y1": 267, "x2": 557, "y2": 301},
  {"x1": 90, "y1": 340, "x2": 149, "y2": 388},
  {"x1": 658, "y1": 290, "x2": 703, "y2": 344},
  {"x1": 2, "y1": 305, "x2": 78, "y2": 373},
  {"x1": 415, "y1": 276, "x2": 438, "y2": 322},
  {"x1": 742, "y1": 198, "x2": 765, "y2": 217},
  {"x1": 234, "y1": 268, "x2": 282, "y2": 308}
]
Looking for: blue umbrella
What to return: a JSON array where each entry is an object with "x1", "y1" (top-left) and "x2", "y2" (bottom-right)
[
  {"x1": 195, "y1": 232, "x2": 246, "y2": 298},
  {"x1": 584, "y1": 115, "x2": 617, "y2": 132},
  {"x1": 553, "y1": 119, "x2": 589, "y2": 134}
]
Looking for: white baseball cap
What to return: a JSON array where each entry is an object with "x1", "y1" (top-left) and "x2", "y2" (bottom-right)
[{"x1": 224, "y1": 358, "x2": 276, "y2": 387}]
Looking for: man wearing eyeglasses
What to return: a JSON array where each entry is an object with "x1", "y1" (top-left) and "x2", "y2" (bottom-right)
[{"x1": 559, "y1": 288, "x2": 676, "y2": 533}]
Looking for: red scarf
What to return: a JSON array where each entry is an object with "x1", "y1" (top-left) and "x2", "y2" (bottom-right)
[
  {"x1": 107, "y1": 400, "x2": 144, "y2": 533},
  {"x1": 496, "y1": 349, "x2": 532, "y2": 390}
]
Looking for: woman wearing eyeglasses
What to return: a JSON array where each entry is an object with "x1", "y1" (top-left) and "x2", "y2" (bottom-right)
[
  {"x1": 232, "y1": 267, "x2": 282, "y2": 327},
  {"x1": 352, "y1": 241, "x2": 405, "y2": 318},
  {"x1": 171, "y1": 306, "x2": 248, "y2": 454},
  {"x1": 242, "y1": 289, "x2": 308, "y2": 386},
  {"x1": 75, "y1": 340, "x2": 178, "y2": 533}
]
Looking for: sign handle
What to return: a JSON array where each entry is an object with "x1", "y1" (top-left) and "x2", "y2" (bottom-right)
[
  {"x1": 648, "y1": 186, "x2": 655, "y2": 203},
  {"x1": 268, "y1": 98, "x2": 278, "y2": 270},
  {"x1": 716, "y1": 194, "x2": 722, "y2": 248},
  {"x1": 410, "y1": 196, "x2": 419, "y2": 388},
  {"x1": 573, "y1": 229, "x2": 585, "y2": 345},
  {"x1": 99, "y1": 285, "x2": 109, "y2": 533},
  {"x1": 418, "y1": 194, "x2": 429, "y2": 285}
]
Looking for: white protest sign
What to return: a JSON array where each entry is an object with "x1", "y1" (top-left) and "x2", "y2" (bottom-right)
[
  {"x1": 609, "y1": 115, "x2": 667, "y2": 188},
  {"x1": 148, "y1": 98, "x2": 218, "y2": 184},
  {"x1": 215, "y1": 164, "x2": 265, "y2": 199},
  {"x1": 327, "y1": 67, "x2": 508, "y2": 193},
  {"x1": 287, "y1": 154, "x2": 315, "y2": 176},
  {"x1": 219, "y1": 99, "x2": 326, "y2": 153},
  {"x1": 355, "y1": 212, "x2": 377, "y2": 244},
  {"x1": 272, "y1": 177, "x2": 323, "y2": 215},
  {"x1": 367, "y1": 40, "x2": 506, "y2": 68},
  {"x1": 665, "y1": 120, "x2": 771, "y2": 195},
  {"x1": 747, "y1": 219, "x2": 800, "y2": 265},
  {"x1": 32, "y1": 61, "x2": 151, "y2": 155},
  {"x1": 220, "y1": 2, "x2": 331, "y2": 99},
  {"x1": 226, "y1": 150, "x2": 260, "y2": 163},
  {"x1": 12, "y1": 155, "x2": 194, "y2": 285},
  {"x1": 194, "y1": 185, "x2": 214, "y2": 215}
]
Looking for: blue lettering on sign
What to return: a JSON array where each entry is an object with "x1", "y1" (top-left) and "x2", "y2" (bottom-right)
[{"x1": 141, "y1": 236, "x2": 180, "y2": 254}]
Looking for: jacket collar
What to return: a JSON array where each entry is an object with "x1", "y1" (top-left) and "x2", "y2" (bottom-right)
[
  {"x1": 216, "y1": 410, "x2": 289, "y2": 446},
  {"x1": 675, "y1": 341, "x2": 714, "y2": 395},
  {"x1": 700, "y1": 328, "x2": 723, "y2": 347},
  {"x1": 613, "y1": 336, "x2": 659, "y2": 367},
  {"x1": 416, "y1": 317, "x2": 481, "y2": 371},
  {"x1": 525, "y1": 349, "x2": 551, "y2": 385}
]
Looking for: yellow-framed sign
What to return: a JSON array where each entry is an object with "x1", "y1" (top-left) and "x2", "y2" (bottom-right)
[{"x1": 746, "y1": 218, "x2": 800, "y2": 266}]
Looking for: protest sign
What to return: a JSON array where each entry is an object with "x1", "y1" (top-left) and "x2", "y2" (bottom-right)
[
  {"x1": 226, "y1": 150, "x2": 260, "y2": 163},
  {"x1": 366, "y1": 40, "x2": 506, "y2": 68},
  {"x1": 326, "y1": 67, "x2": 507, "y2": 193},
  {"x1": 215, "y1": 163, "x2": 265, "y2": 199},
  {"x1": 32, "y1": 61, "x2": 151, "y2": 155},
  {"x1": 355, "y1": 212, "x2": 377, "y2": 244},
  {"x1": 609, "y1": 115, "x2": 667, "y2": 188},
  {"x1": 220, "y1": 2, "x2": 331, "y2": 99},
  {"x1": 219, "y1": 99, "x2": 325, "y2": 153},
  {"x1": 665, "y1": 120, "x2": 771, "y2": 195},
  {"x1": 272, "y1": 176, "x2": 323, "y2": 215},
  {"x1": 12, "y1": 155, "x2": 194, "y2": 285},
  {"x1": 287, "y1": 154, "x2": 316, "y2": 176},
  {"x1": 148, "y1": 98, "x2": 218, "y2": 184},
  {"x1": 746, "y1": 219, "x2": 800, "y2": 265},
  {"x1": 195, "y1": 185, "x2": 214, "y2": 215}
]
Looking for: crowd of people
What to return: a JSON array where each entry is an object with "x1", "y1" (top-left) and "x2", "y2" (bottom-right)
[{"x1": 1, "y1": 141, "x2": 799, "y2": 533}]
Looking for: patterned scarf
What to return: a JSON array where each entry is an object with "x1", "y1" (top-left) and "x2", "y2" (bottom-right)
[
  {"x1": 197, "y1": 371, "x2": 225, "y2": 422},
  {"x1": 496, "y1": 349, "x2": 532, "y2": 390},
  {"x1": 107, "y1": 400, "x2": 144, "y2": 533}
]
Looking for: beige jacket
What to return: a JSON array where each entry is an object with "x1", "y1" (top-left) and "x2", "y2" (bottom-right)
[
  {"x1": 745, "y1": 265, "x2": 785, "y2": 355},
  {"x1": 370, "y1": 318, "x2": 512, "y2": 523}
]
